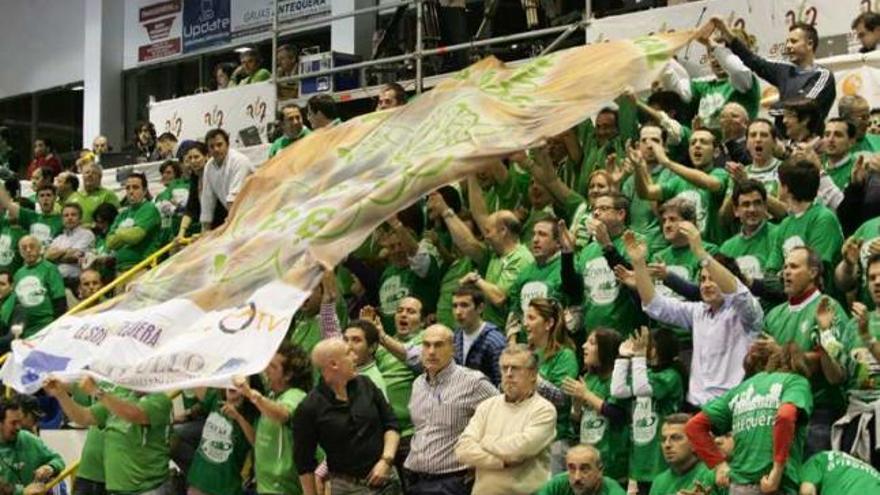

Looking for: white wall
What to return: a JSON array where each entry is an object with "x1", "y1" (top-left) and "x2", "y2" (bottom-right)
[{"x1": 0, "y1": 0, "x2": 86, "y2": 99}]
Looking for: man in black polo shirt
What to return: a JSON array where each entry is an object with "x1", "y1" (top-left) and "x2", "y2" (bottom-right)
[{"x1": 293, "y1": 338, "x2": 401, "y2": 494}]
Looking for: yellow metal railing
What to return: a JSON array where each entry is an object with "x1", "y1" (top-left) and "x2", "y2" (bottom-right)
[
  {"x1": 44, "y1": 461, "x2": 79, "y2": 492},
  {"x1": 0, "y1": 237, "x2": 192, "y2": 493}
]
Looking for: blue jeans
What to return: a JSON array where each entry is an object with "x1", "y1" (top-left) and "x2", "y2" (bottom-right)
[
  {"x1": 74, "y1": 479, "x2": 106, "y2": 495},
  {"x1": 405, "y1": 472, "x2": 471, "y2": 495},
  {"x1": 806, "y1": 407, "x2": 836, "y2": 459}
]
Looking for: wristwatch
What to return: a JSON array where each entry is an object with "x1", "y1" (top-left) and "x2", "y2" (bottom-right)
[{"x1": 441, "y1": 208, "x2": 455, "y2": 219}]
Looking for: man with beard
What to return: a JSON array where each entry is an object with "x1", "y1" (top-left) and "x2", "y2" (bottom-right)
[
  {"x1": 69, "y1": 163, "x2": 119, "y2": 228},
  {"x1": 536, "y1": 444, "x2": 625, "y2": 495},
  {"x1": 635, "y1": 129, "x2": 729, "y2": 245}
]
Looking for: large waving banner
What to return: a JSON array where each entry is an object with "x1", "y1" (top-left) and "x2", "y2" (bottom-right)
[{"x1": 1, "y1": 32, "x2": 694, "y2": 393}]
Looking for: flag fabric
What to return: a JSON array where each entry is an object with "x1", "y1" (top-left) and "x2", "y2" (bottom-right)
[{"x1": 1, "y1": 32, "x2": 694, "y2": 393}]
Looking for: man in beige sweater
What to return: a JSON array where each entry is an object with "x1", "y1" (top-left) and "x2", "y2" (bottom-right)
[{"x1": 455, "y1": 343, "x2": 557, "y2": 494}]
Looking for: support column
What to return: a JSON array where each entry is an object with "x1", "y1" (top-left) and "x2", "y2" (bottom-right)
[
  {"x1": 82, "y1": 0, "x2": 125, "y2": 150},
  {"x1": 331, "y1": 0, "x2": 377, "y2": 59}
]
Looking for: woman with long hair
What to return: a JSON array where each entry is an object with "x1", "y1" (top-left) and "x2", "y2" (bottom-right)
[
  {"x1": 237, "y1": 342, "x2": 314, "y2": 495},
  {"x1": 611, "y1": 327, "x2": 685, "y2": 494},
  {"x1": 686, "y1": 343, "x2": 813, "y2": 494},
  {"x1": 525, "y1": 297, "x2": 580, "y2": 474},
  {"x1": 562, "y1": 328, "x2": 630, "y2": 483}
]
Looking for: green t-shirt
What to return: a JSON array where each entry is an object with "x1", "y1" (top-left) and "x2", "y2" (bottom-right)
[
  {"x1": 577, "y1": 234, "x2": 646, "y2": 335},
  {"x1": 436, "y1": 256, "x2": 476, "y2": 329},
  {"x1": 18, "y1": 208, "x2": 62, "y2": 247},
  {"x1": 691, "y1": 75, "x2": 761, "y2": 129},
  {"x1": 629, "y1": 367, "x2": 684, "y2": 481},
  {"x1": 622, "y1": 166, "x2": 668, "y2": 254},
  {"x1": 378, "y1": 244, "x2": 442, "y2": 334},
  {"x1": 579, "y1": 373, "x2": 630, "y2": 481},
  {"x1": 483, "y1": 243, "x2": 534, "y2": 327},
  {"x1": 0, "y1": 430, "x2": 65, "y2": 494},
  {"x1": 70, "y1": 188, "x2": 121, "y2": 227},
  {"x1": 187, "y1": 393, "x2": 252, "y2": 495},
  {"x1": 764, "y1": 293, "x2": 849, "y2": 410},
  {"x1": 71, "y1": 384, "x2": 107, "y2": 483},
  {"x1": 108, "y1": 200, "x2": 162, "y2": 272},
  {"x1": 852, "y1": 134, "x2": 880, "y2": 154},
  {"x1": 659, "y1": 166, "x2": 730, "y2": 245},
  {"x1": 702, "y1": 372, "x2": 813, "y2": 493},
  {"x1": 483, "y1": 163, "x2": 530, "y2": 213},
  {"x1": 765, "y1": 203, "x2": 843, "y2": 281},
  {"x1": 360, "y1": 361, "x2": 389, "y2": 398},
  {"x1": 376, "y1": 331, "x2": 423, "y2": 437},
  {"x1": 651, "y1": 242, "x2": 719, "y2": 323},
  {"x1": 268, "y1": 127, "x2": 311, "y2": 158},
  {"x1": 0, "y1": 218, "x2": 24, "y2": 275},
  {"x1": 800, "y1": 450, "x2": 880, "y2": 492},
  {"x1": 842, "y1": 312, "x2": 880, "y2": 403},
  {"x1": 823, "y1": 153, "x2": 856, "y2": 191},
  {"x1": 720, "y1": 222, "x2": 777, "y2": 285},
  {"x1": 91, "y1": 389, "x2": 172, "y2": 493},
  {"x1": 649, "y1": 462, "x2": 721, "y2": 495},
  {"x1": 236, "y1": 68, "x2": 272, "y2": 85},
  {"x1": 745, "y1": 159, "x2": 782, "y2": 198},
  {"x1": 849, "y1": 216, "x2": 880, "y2": 308},
  {"x1": 254, "y1": 388, "x2": 306, "y2": 495},
  {"x1": 12, "y1": 259, "x2": 65, "y2": 338},
  {"x1": 538, "y1": 347, "x2": 580, "y2": 441},
  {"x1": 288, "y1": 314, "x2": 321, "y2": 356},
  {"x1": 537, "y1": 474, "x2": 626, "y2": 495},
  {"x1": 154, "y1": 178, "x2": 190, "y2": 245},
  {"x1": 507, "y1": 253, "x2": 565, "y2": 319}
]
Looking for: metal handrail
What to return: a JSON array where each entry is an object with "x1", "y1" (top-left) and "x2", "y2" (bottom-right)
[
  {"x1": 66, "y1": 237, "x2": 192, "y2": 315},
  {"x1": 43, "y1": 461, "x2": 79, "y2": 493},
  {"x1": 0, "y1": 237, "x2": 193, "y2": 380}
]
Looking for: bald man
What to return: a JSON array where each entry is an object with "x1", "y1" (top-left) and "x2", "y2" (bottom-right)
[
  {"x1": 293, "y1": 338, "x2": 401, "y2": 494},
  {"x1": 404, "y1": 325, "x2": 497, "y2": 494},
  {"x1": 9, "y1": 235, "x2": 66, "y2": 338},
  {"x1": 537, "y1": 445, "x2": 625, "y2": 495},
  {"x1": 719, "y1": 102, "x2": 752, "y2": 165}
]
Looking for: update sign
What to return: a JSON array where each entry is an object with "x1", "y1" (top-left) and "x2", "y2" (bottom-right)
[{"x1": 182, "y1": 0, "x2": 232, "y2": 53}]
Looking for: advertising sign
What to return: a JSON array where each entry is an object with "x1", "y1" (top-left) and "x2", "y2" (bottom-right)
[
  {"x1": 135, "y1": 0, "x2": 183, "y2": 63},
  {"x1": 182, "y1": 0, "x2": 232, "y2": 53}
]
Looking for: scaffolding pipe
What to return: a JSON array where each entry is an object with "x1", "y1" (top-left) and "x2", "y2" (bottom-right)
[
  {"x1": 271, "y1": 0, "x2": 279, "y2": 80},
  {"x1": 539, "y1": 16, "x2": 586, "y2": 56},
  {"x1": 276, "y1": 21, "x2": 581, "y2": 85},
  {"x1": 275, "y1": 0, "x2": 415, "y2": 37},
  {"x1": 415, "y1": 0, "x2": 423, "y2": 94},
  {"x1": 585, "y1": 0, "x2": 592, "y2": 44}
]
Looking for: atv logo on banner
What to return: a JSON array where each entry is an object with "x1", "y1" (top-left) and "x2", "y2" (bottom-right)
[{"x1": 183, "y1": 0, "x2": 231, "y2": 53}]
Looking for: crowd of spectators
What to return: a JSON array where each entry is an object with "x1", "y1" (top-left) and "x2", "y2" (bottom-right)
[{"x1": 6, "y1": 9, "x2": 880, "y2": 495}]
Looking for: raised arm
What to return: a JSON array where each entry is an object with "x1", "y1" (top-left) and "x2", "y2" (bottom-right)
[
  {"x1": 43, "y1": 377, "x2": 96, "y2": 426},
  {"x1": 427, "y1": 192, "x2": 486, "y2": 265},
  {"x1": 631, "y1": 147, "x2": 663, "y2": 201},
  {"x1": 680, "y1": 222, "x2": 737, "y2": 293},
  {"x1": 622, "y1": 231, "x2": 656, "y2": 304},
  {"x1": 0, "y1": 183, "x2": 21, "y2": 220},
  {"x1": 654, "y1": 143, "x2": 723, "y2": 193}
]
